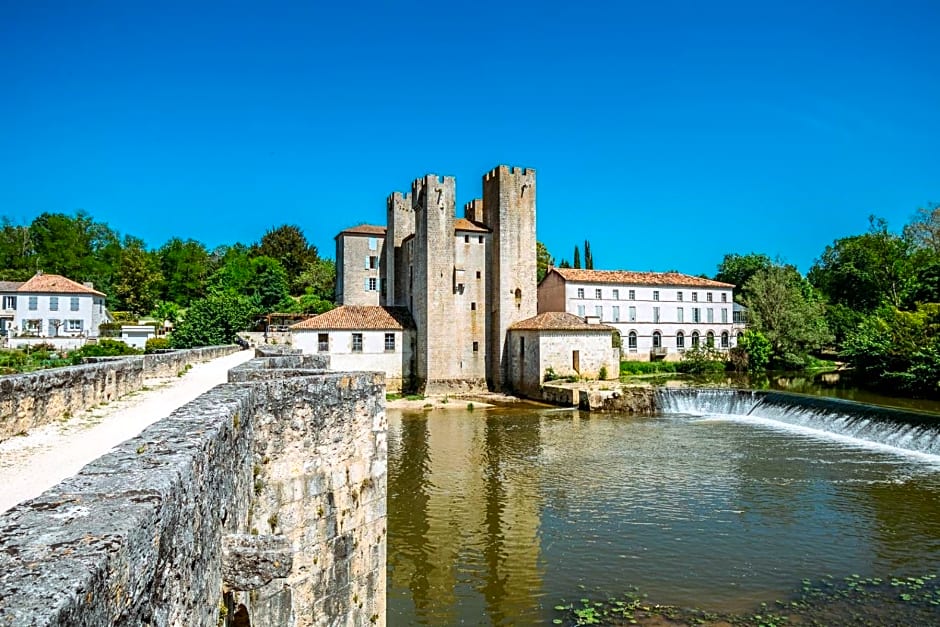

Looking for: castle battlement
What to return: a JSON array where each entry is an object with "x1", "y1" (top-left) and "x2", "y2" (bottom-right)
[{"x1": 484, "y1": 165, "x2": 536, "y2": 181}]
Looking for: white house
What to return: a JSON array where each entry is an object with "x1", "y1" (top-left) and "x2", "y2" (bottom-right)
[
  {"x1": 538, "y1": 267, "x2": 738, "y2": 361},
  {"x1": 3, "y1": 273, "x2": 110, "y2": 349},
  {"x1": 290, "y1": 305, "x2": 415, "y2": 392},
  {"x1": 507, "y1": 311, "x2": 619, "y2": 395}
]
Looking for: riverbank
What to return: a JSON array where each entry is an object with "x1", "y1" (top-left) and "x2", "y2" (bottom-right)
[{"x1": 385, "y1": 391, "x2": 543, "y2": 411}]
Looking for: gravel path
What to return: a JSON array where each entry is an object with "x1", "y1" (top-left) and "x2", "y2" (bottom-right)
[{"x1": 0, "y1": 349, "x2": 255, "y2": 514}]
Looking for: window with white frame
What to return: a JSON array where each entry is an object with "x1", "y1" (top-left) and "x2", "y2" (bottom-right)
[
  {"x1": 368, "y1": 277, "x2": 377, "y2": 291},
  {"x1": 652, "y1": 331, "x2": 662, "y2": 348},
  {"x1": 722, "y1": 293, "x2": 728, "y2": 303},
  {"x1": 577, "y1": 304, "x2": 585, "y2": 317},
  {"x1": 676, "y1": 331, "x2": 685, "y2": 349},
  {"x1": 692, "y1": 292, "x2": 698, "y2": 302},
  {"x1": 653, "y1": 290, "x2": 659, "y2": 301},
  {"x1": 628, "y1": 331, "x2": 637, "y2": 351},
  {"x1": 2, "y1": 296, "x2": 15, "y2": 309},
  {"x1": 612, "y1": 289, "x2": 619, "y2": 299},
  {"x1": 693, "y1": 308, "x2": 701, "y2": 323},
  {"x1": 707, "y1": 292, "x2": 713, "y2": 302},
  {"x1": 612, "y1": 305, "x2": 620, "y2": 321},
  {"x1": 49, "y1": 296, "x2": 58, "y2": 311},
  {"x1": 706, "y1": 331, "x2": 715, "y2": 347},
  {"x1": 352, "y1": 333, "x2": 363, "y2": 352},
  {"x1": 721, "y1": 331, "x2": 729, "y2": 348},
  {"x1": 721, "y1": 308, "x2": 728, "y2": 323},
  {"x1": 24, "y1": 319, "x2": 41, "y2": 334},
  {"x1": 577, "y1": 288, "x2": 585, "y2": 299},
  {"x1": 318, "y1": 333, "x2": 329, "y2": 352},
  {"x1": 595, "y1": 305, "x2": 603, "y2": 318},
  {"x1": 691, "y1": 331, "x2": 700, "y2": 347},
  {"x1": 70, "y1": 297, "x2": 79, "y2": 311},
  {"x1": 66, "y1": 319, "x2": 83, "y2": 332},
  {"x1": 628, "y1": 289, "x2": 635, "y2": 300},
  {"x1": 385, "y1": 333, "x2": 395, "y2": 351},
  {"x1": 595, "y1": 288, "x2": 602, "y2": 299},
  {"x1": 677, "y1": 291, "x2": 683, "y2": 302},
  {"x1": 653, "y1": 307, "x2": 660, "y2": 323},
  {"x1": 28, "y1": 296, "x2": 37, "y2": 310},
  {"x1": 677, "y1": 307, "x2": 684, "y2": 323},
  {"x1": 628, "y1": 306, "x2": 636, "y2": 322},
  {"x1": 707, "y1": 308, "x2": 714, "y2": 323}
]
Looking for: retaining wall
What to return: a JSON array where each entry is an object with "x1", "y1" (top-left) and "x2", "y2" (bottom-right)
[
  {"x1": 0, "y1": 345, "x2": 241, "y2": 442},
  {"x1": 0, "y1": 350, "x2": 386, "y2": 627}
]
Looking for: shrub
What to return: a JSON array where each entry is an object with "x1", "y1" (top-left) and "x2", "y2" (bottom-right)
[
  {"x1": 145, "y1": 337, "x2": 171, "y2": 353},
  {"x1": 676, "y1": 345, "x2": 728, "y2": 374},
  {"x1": 619, "y1": 361, "x2": 678, "y2": 375},
  {"x1": 598, "y1": 365, "x2": 608, "y2": 380},
  {"x1": 74, "y1": 339, "x2": 142, "y2": 358}
]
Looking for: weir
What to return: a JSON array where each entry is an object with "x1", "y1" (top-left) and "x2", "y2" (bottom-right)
[{"x1": 656, "y1": 388, "x2": 940, "y2": 456}]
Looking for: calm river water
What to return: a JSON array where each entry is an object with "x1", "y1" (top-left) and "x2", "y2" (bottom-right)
[{"x1": 387, "y1": 405, "x2": 940, "y2": 625}]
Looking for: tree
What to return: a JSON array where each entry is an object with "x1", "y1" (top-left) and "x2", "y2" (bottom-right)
[
  {"x1": 28, "y1": 211, "x2": 121, "y2": 296},
  {"x1": 170, "y1": 291, "x2": 261, "y2": 348},
  {"x1": 715, "y1": 253, "x2": 773, "y2": 301},
  {"x1": 112, "y1": 237, "x2": 163, "y2": 316},
  {"x1": 584, "y1": 240, "x2": 594, "y2": 269},
  {"x1": 0, "y1": 218, "x2": 35, "y2": 280},
  {"x1": 573, "y1": 245, "x2": 581, "y2": 269},
  {"x1": 736, "y1": 330, "x2": 772, "y2": 372},
  {"x1": 248, "y1": 256, "x2": 291, "y2": 311},
  {"x1": 256, "y1": 224, "x2": 318, "y2": 290},
  {"x1": 903, "y1": 202, "x2": 940, "y2": 255},
  {"x1": 159, "y1": 238, "x2": 210, "y2": 306},
  {"x1": 536, "y1": 242, "x2": 554, "y2": 282},
  {"x1": 294, "y1": 258, "x2": 336, "y2": 301},
  {"x1": 744, "y1": 265, "x2": 832, "y2": 367},
  {"x1": 558, "y1": 259, "x2": 571, "y2": 269},
  {"x1": 808, "y1": 216, "x2": 913, "y2": 312}
]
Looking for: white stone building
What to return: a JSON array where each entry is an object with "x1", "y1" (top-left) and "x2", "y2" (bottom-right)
[
  {"x1": 1, "y1": 273, "x2": 110, "y2": 348},
  {"x1": 507, "y1": 312, "x2": 619, "y2": 396},
  {"x1": 290, "y1": 305, "x2": 414, "y2": 392},
  {"x1": 538, "y1": 268, "x2": 737, "y2": 361}
]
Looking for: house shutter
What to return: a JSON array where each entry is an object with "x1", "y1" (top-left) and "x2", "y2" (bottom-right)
[{"x1": 364, "y1": 278, "x2": 370, "y2": 291}]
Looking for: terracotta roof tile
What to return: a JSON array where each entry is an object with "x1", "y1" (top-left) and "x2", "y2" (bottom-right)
[
  {"x1": 510, "y1": 311, "x2": 616, "y2": 331},
  {"x1": 454, "y1": 218, "x2": 490, "y2": 233},
  {"x1": 550, "y1": 268, "x2": 734, "y2": 288},
  {"x1": 17, "y1": 273, "x2": 105, "y2": 296},
  {"x1": 338, "y1": 224, "x2": 387, "y2": 237},
  {"x1": 290, "y1": 305, "x2": 414, "y2": 331}
]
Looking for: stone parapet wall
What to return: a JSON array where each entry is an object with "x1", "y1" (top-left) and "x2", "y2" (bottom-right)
[
  {"x1": 0, "y1": 356, "x2": 387, "y2": 627},
  {"x1": 0, "y1": 345, "x2": 242, "y2": 442}
]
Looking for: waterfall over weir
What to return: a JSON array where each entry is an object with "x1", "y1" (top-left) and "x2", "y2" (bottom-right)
[{"x1": 656, "y1": 388, "x2": 940, "y2": 456}]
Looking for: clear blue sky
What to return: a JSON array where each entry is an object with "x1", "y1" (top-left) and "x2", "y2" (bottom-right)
[{"x1": 1, "y1": 0, "x2": 937, "y2": 276}]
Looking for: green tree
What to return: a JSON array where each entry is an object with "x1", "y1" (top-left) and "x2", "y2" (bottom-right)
[
  {"x1": 902, "y1": 202, "x2": 940, "y2": 255},
  {"x1": 0, "y1": 219, "x2": 35, "y2": 280},
  {"x1": 536, "y1": 242, "x2": 554, "y2": 282},
  {"x1": 28, "y1": 211, "x2": 121, "y2": 295},
  {"x1": 158, "y1": 238, "x2": 210, "y2": 306},
  {"x1": 112, "y1": 237, "x2": 163, "y2": 316},
  {"x1": 170, "y1": 291, "x2": 261, "y2": 348},
  {"x1": 715, "y1": 253, "x2": 773, "y2": 302},
  {"x1": 151, "y1": 300, "x2": 181, "y2": 324},
  {"x1": 744, "y1": 265, "x2": 832, "y2": 368},
  {"x1": 736, "y1": 329, "x2": 772, "y2": 372},
  {"x1": 558, "y1": 259, "x2": 571, "y2": 269},
  {"x1": 584, "y1": 239, "x2": 594, "y2": 269},
  {"x1": 256, "y1": 224, "x2": 318, "y2": 290},
  {"x1": 248, "y1": 256, "x2": 291, "y2": 311},
  {"x1": 573, "y1": 245, "x2": 581, "y2": 269},
  {"x1": 294, "y1": 258, "x2": 336, "y2": 301}
]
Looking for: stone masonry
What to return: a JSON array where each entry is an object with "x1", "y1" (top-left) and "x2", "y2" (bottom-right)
[{"x1": 0, "y1": 347, "x2": 386, "y2": 627}]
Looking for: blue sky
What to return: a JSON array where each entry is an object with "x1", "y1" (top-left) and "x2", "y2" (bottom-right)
[{"x1": 1, "y1": 1, "x2": 937, "y2": 276}]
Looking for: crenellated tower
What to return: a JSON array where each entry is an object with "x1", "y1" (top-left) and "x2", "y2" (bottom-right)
[
  {"x1": 385, "y1": 191, "x2": 413, "y2": 306},
  {"x1": 411, "y1": 174, "x2": 458, "y2": 391},
  {"x1": 482, "y1": 165, "x2": 537, "y2": 391}
]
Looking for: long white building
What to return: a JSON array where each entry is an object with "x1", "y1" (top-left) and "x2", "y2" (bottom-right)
[{"x1": 538, "y1": 267, "x2": 740, "y2": 361}]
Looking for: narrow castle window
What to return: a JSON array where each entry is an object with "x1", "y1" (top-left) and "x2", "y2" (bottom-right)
[
  {"x1": 514, "y1": 288, "x2": 522, "y2": 308},
  {"x1": 473, "y1": 341, "x2": 479, "y2": 352},
  {"x1": 476, "y1": 271, "x2": 481, "y2": 279},
  {"x1": 478, "y1": 236, "x2": 484, "y2": 243},
  {"x1": 464, "y1": 235, "x2": 469, "y2": 243},
  {"x1": 471, "y1": 302, "x2": 476, "y2": 311}
]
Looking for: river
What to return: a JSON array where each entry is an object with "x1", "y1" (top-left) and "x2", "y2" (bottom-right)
[{"x1": 387, "y1": 397, "x2": 940, "y2": 625}]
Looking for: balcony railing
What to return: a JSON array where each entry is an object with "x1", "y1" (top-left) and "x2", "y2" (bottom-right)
[{"x1": 650, "y1": 347, "x2": 668, "y2": 358}]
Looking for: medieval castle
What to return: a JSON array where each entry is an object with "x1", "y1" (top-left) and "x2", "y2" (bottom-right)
[{"x1": 334, "y1": 165, "x2": 537, "y2": 392}]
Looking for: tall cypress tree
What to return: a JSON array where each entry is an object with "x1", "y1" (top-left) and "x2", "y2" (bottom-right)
[
  {"x1": 573, "y1": 245, "x2": 581, "y2": 269},
  {"x1": 584, "y1": 239, "x2": 593, "y2": 269}
]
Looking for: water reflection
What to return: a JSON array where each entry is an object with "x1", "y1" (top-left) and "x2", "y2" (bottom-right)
[{"x1": 389, "y1": 406, "x2": 940, "y2": 625}]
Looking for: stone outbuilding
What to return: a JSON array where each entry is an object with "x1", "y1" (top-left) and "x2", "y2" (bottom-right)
[
  {"x1": 507, "y1": 311, "x2": 620, "y2": 397},
  {"x1": 290, "y1": 305, "x2": 415, "y2": 392}
]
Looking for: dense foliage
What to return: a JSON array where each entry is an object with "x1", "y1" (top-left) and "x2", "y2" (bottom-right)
[{"x1": 0, "y1": 212, "x2": 338, "y2": 348}]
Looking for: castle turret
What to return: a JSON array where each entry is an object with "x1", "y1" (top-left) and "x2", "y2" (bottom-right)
[
  {"x1": 483, "y1": 165, "x2": 537, "y2": 391},
  {"x1": 385, "y1": 191, "x2": 413, "y2": 306}
]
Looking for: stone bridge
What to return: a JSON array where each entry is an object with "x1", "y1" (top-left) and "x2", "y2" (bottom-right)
[{"x1": 0, "y1": 346, "x2": 387, "y2": 626}]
